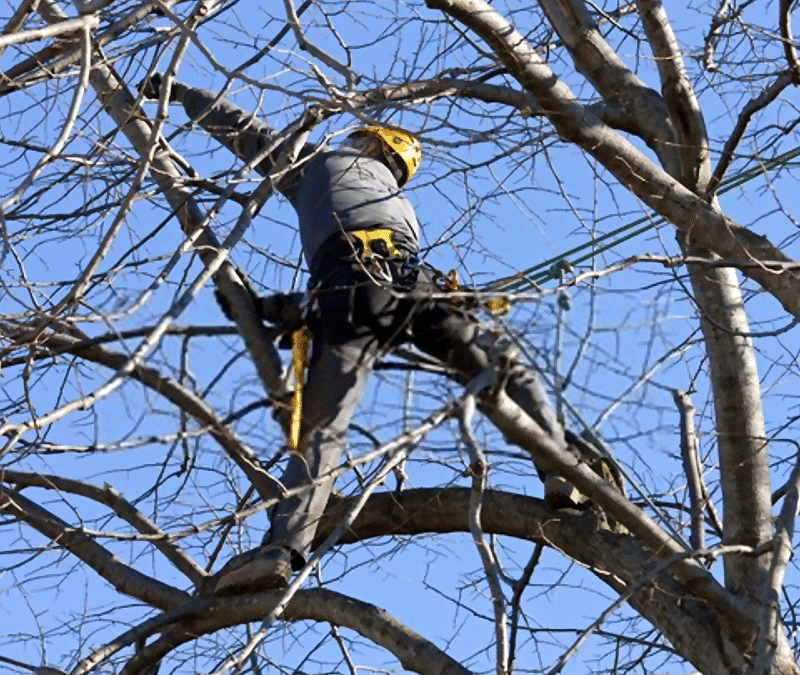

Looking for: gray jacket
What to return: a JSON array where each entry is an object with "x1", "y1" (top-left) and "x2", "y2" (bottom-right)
[{"x1": 177, "y1": 85, "x2": 420, "y2": 272}]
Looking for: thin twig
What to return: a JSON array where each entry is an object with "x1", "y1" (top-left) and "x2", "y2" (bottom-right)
[
  {"x1": 0, "y1": 469, "x2": 207, "y2": 585},
  {"x1": 706, "y1": 73, "x2": 794, "y2": 197},
  {"x1": 0, "y1": 485, "x2": 189, "y2": 610},
  {"x1": 507, "y1": 543, "x2": 543, "y2": 674},
  {"x1": 282, "y1": 0, "x2": 353, "y2": 83},
  {"x1": 460, "y1": 388, "x2": 508, "y2": 675},
  {"x1": 754, "y1": 441, "x2": 800, "y2": 673},
  {"x1": 1, "y1": 13, "x2": 96, "y2": 211},
  {"x1": 672, "y1": 389, "x2": 705, "y2": 550}
]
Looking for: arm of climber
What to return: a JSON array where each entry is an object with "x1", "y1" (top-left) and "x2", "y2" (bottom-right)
[
  {"x1": 139, "y1": 75, "x2": 312, "y2": 199},
  {"x1": 178, "y1": 85, "x2": 279, "y2": 171}
]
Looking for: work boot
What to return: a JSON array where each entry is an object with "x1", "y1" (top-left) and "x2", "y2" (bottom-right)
[
  {"x1": 543, "y1": 474, "x2": 590, "y2": 510},
  {"x1": 214, "y1": 545, "x2": 292, "y2": 595}
]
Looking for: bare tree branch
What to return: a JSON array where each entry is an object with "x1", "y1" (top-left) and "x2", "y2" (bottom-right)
[
  {"x1": 425, "y1": 0, "x2": 800, "y2": 323},
  {"x1": 3, "y1": 1, "x2": 800, "y2": 673},
  {"x1": 779, "y1": 0, "x2": 800, "y2": 83},
  {"x1": 0, "y1": 469, "x2": 207, "y2": 586},
  {"x1": 0, "y1": 484, "x2": 189, "y2": 610},
  {"x1": 537, "y1": 0, "x2": 680, "y2": 172},
  {"x1": 673, "y1": 389, "x2": 705, "y2": 550},
  {"x1": 460, "y1": 390, "x2": 508, "y2": 675},
  {"x1": 755, "y1": 443, "x2": 800, "y2": 673},
  {"x1": 634, "y1": 0, "x2": 710, "y2": 188}
]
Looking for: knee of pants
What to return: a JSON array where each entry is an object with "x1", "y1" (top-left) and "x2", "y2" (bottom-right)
[{"x1": 411, "y1": 307, "x2": 490, "y2": 379}]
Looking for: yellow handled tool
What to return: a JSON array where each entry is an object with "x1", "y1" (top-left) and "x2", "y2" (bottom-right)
[{"x1": 288, "y1": 328, "x2": 311, "y2": 452}]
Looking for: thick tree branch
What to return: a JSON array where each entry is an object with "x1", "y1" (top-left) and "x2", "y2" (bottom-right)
[
  {"x1": 81, "y1": 589, "x2": 478, "y2": 675},
  {"x1": 687, "y1": 261, "x2": 774, "y2": 600},
  {"x1": 537, "y1": 0, "x2": 680, "y2": 173},
  {"x1": 317, "y1": 487, "x2": 768, "y2": 675},
  {"x1": 424, "y1": 0, "x2": 800, "y2": 324},
  {"x1": 634, "y1": 0, "x2": 775, "y2": 628},
  {"x1": 634, "y1": 0, "x2": 710, "y2": 189},
  {"x1": 755, "y1": 445, "x2": 800, "y2": 673}
]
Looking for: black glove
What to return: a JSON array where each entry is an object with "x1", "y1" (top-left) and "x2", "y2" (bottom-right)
[
  {"x1": 138, "y1": 73, "x2": 178, "y2": 102},
  {"x1": 138, "y1": 72, "x2": 161, "y2": 99},
  {"x1": 259, "y1": 291, "x2": 306, "y2": 328}
]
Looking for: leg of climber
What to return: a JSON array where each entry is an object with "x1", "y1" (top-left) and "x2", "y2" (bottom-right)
[
  {"x1": 214, "y1": 334, "x2": 379, "y2": 595},
  {"x1": 215, "y1": 256, "x2": 395, "y2": 594},
  {"x1": 402, "y1": 279, "x2": 590, "y2": 507},
  {"x1": 404, "y1": 289, "x2": 559, "y2": 436}
]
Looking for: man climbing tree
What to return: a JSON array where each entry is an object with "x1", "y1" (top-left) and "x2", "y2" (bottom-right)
[{"x1": 139, "y1": 75, "x2": 613, "y2": 594}]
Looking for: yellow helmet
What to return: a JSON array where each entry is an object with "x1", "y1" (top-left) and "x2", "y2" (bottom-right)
[{"x1": 353, "y1": 125, "x2": 421, "y2": 185}]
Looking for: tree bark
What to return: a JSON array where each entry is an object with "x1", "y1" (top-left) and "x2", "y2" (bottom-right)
[
  {"x1": 318, "y1": 487, "x2": 796, "y2": 675},
  {"x1": 424, "y1": 0, "x2": 787, "y2": 671},
  {"x1": 424, "y1": 0, "x2": 800, "y2": 323}
]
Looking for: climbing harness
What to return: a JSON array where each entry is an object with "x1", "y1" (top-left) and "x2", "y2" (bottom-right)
[
  {"x1": 348, "y1": 228, "x2": 404, "y2": 261},
  {"x1": 288, "y1": 327, "x2": 311, "y2": 452},
  {"x1": 347, "y1": 228, "x2": 413, "y2": 284},
  {"x1": 345, "y1": 232, "x2": 512, "y2": 316}
]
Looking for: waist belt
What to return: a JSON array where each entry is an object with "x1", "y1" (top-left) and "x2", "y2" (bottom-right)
[{"x1": 309, "y1": 229, "x2": 417, "y2": 280}]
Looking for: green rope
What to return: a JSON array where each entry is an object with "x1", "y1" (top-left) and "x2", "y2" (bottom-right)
[{"x1": 494, "y1": 144, "x2": 800, "y2": 293}]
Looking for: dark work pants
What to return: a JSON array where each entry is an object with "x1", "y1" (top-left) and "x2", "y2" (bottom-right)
[{"x1": 267, "y1": 242, "x2": 564, "y2": 561}]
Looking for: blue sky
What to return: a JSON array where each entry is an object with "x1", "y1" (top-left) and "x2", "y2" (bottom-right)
[{"x1": 2, "y1": 0, "x2": 800, "y2": 673}]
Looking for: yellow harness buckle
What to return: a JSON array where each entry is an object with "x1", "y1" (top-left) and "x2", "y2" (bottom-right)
[
  {"x1": 484, "y1": 297, "x2": 510, "y2": 316},
  {"x1": 349, "y1": 228, "x2": 402, "y2": 261},
  {"x1": 443, "y1": 268, "x2": 510, "y2": 316}
]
